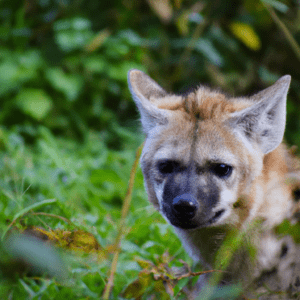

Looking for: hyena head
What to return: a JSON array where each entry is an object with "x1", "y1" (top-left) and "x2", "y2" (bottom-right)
[{"x1": 128, "y1": 70, "x2": 291, "y2": 230}]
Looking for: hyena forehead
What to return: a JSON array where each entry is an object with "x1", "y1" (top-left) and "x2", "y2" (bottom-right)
[
  {"x1": 152, "y1": 118, "x2": 240, "y2": 167},
  {"x1": 151, "y1": 86, "x2": 251, "y2": 121}
]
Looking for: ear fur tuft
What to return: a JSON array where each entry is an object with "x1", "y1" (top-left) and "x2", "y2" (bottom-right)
[
  {"x1": 128, "y1": 69, "x2": 170, "y2": 133},
  {"x1": 227, "y1": 75, "x2": 291, "y2": 154}
]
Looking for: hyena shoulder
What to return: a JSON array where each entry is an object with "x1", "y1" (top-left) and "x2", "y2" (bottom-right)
[{"x1": 128, "y1": 70, "x2": 300, "y2": 299}]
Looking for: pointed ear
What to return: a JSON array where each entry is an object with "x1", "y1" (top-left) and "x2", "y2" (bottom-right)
[
  {"x1": 226, "y1": 75, "x2": 291, "y2": 154},
  {"x1": 128, "y1": 69, "x2": 169, "y2": 133}
]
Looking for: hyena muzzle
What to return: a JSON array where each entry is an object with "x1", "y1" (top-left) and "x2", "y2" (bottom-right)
[{"x1": 128, "y1": 69, "x2": 300, "y2": 299}]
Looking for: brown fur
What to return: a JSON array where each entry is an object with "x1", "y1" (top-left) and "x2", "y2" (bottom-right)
[{"x1": 128, "y1": 70, "x2": 300, "y2": 299}]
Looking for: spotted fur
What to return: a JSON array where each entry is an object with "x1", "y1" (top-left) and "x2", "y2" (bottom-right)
[{"x1": 128, "y1": 70, "x2": 300, "y2": 299}]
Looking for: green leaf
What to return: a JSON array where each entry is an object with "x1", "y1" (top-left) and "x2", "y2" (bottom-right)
[
  {"x1": 18, "y1": 50, "x2": 44, "y2": 70},
  {"x1": 173, "y1": 277, "x2": 189, "y2": 296},
  {"x1": 84, "y1": 56, "x2": 106, "y2": 74},
  {"x1": 46, "y1": 67, "x2": 84, "y2": 101},
  {"x1": 82, "y1": 272, "x2": 105, "y2": 294},
  {"x1": 53, "y1": 17, "x2": 93, "y2": 52},
  {"x1": 90, "y1": 169, "x2": 125, "y2": 190},
  {"x1": 261, "y1": 0, "x2": 288, "y2": 13},
  {"x1": 108, "y1": 61, "x2": 146, "y2": 81},
  {"x1": 275, "y1": 219, "x2": 300, "y2": 244},
  {"x1": 0, "y1": 62, "x2": 19, "y2": 96},
  {"x1": 195, "y1": 39, "x2": 224, "y2": 66},
  {"x1": 119, "y1": 29, "x2": 143, "y2": 46},
  {"x1": 16, "y1": 88, "x2": 53, "y2": 120}
]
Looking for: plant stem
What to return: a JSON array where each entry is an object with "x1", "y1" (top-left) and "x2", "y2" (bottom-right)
[
  {"x1": 263, "y1": 2, "x2": 300, "y2": 62},
  {"x1": 102, "y1": 143, "x2": 143, "y2": 300}
]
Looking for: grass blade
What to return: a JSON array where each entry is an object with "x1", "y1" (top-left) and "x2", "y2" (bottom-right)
[{"x1": 2, "y1": 199, "x2": 57, "y2": 240}]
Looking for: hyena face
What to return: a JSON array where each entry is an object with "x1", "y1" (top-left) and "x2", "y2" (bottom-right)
[
  {"x1": 142, "y1": 120, "x2": 247, "y2": 230},
  {"x1": 128, "y1": 70, "x2": 290, "y2": 231}
]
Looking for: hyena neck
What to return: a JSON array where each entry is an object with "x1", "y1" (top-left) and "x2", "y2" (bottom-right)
[{"x1": 174, "y1": 225, "x2": 229, "y2": 268}]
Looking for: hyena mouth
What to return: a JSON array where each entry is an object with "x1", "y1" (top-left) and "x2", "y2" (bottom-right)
[
  {"x1": 167, "y1": 208, "x2": 226, "y2": 230},
  {"x1": 208, "y1": 209, "x2": 225, "y2": 225}
]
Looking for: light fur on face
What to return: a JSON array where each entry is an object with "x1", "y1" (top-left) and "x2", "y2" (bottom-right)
[{"x1": 128, "y1": 69, "x2": 300, "y2": 298}]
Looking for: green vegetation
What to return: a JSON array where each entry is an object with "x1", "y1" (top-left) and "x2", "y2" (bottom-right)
[{"x1": 0, "y1": 0, "x2": 300, "y2": 299}]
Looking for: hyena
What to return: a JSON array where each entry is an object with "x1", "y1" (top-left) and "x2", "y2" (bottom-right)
[{"x1": 128, "y1": 70, "x2": 300, "y2": 299}]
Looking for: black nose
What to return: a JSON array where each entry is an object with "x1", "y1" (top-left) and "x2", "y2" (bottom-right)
[{"x1": 172, "y1": 194, "x2": 198, "y2": 219}]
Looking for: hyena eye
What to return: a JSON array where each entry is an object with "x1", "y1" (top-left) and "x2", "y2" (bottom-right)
[
  {"x1": 212, "y1": 164, "x2": 233, "y2": 178},
  {"x1": 157, "y1": 160, "x2": 179, "y2": 174}
]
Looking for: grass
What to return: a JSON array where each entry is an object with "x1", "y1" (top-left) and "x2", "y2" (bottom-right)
[{"x1": 0, "y1": 124, "x2": 195, "y2": 299}]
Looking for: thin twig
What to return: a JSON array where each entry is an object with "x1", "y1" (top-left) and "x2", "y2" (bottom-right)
[
  {"x1": 262, "y1": 2, "x2": 300, "y2": 62},
  {"x1": 102, "y1": 143, "x2": 143, "y2": 300},
  {"x1": 30, "y1": 212, "x2": 75, "y2": 226},
  {"x1": 173, "y1": 19, "x2": 208, "y2": 81},
  {"x1": 176, "y1": 269, "x2": 222, "y2": 280},
  {"x1": 2, "y1": 199, "x2": 57, "y2": 240}
]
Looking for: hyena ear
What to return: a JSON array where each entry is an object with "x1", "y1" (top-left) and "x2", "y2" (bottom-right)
[
  {"x1": 227, "y1": 75, "x2": 291, "y2": 154},
  {"x1": 128, "y1": 69, "x2": 169, "y2": 133}
]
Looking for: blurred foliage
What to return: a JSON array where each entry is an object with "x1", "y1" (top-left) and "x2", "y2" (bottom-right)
[
  {"x1": 0, "y1": 0, "x2": 300, "y2": 147},
  {"x1": 1, "y1": 0, "x2": 300, "y2": 299},
  {"x1": 0, "y1": 232, "x2": 67, "y2": 281},
  {"x1": 276, "y1": 219, "x2": 300, "y2": 243}
]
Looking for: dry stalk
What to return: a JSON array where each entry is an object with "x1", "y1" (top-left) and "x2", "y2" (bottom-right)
[{"x1": 102, "y1": 143, "x2": 143, "y2": 300}]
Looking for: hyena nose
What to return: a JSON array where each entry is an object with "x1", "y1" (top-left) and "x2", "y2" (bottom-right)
[{"x1": 172, "y1": 194, "x2": 198, "y2": 219}]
